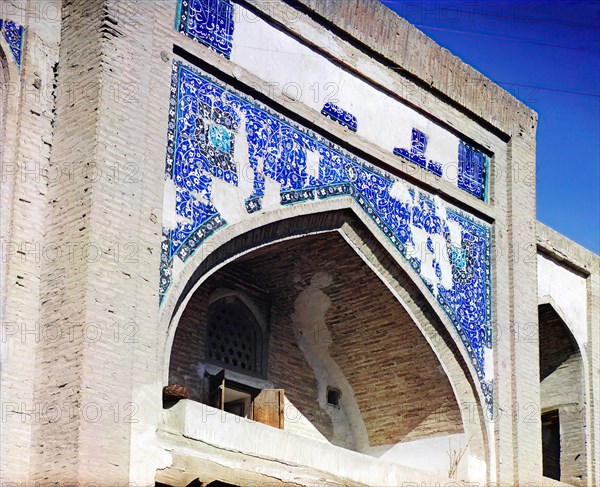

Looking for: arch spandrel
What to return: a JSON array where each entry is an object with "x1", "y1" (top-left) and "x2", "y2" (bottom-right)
[
  {"x1": 159, "y1": 60, "x2": 494, "y2": 411},
  {"x1": 0, "y1": 18, "x2": 24, "y2": 70}
]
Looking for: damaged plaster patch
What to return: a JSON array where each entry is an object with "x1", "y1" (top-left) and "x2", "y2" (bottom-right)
[
  {"x1": 306, "y1": 148, "x2": 321, "y2": 181},
  {"x1": 433, "y1": 195, "x2": 461, "y2": 247},
  {"x1": 389, "y1": 179, "x2": 413, "y2": 204},
  {"x1": 212, "y1": 113, "x2": 255, "y2": 224},
  {"x1": 129, "y1": 382, "x2": 173, "y2": 484},
  {"x1": 484, "y1": 347, "x2": 494, "y2": 382},
  {"x1": 291, "y1": 272, "x2": 369, "y2": 451},
  {"x1": 262, "y1": 175, "x2": 283, "y2": 212},
  {"x1": 162, "y1": 178, "x2": 179, "y2": 231}
]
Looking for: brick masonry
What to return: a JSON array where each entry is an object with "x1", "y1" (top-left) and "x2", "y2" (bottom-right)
[
  {"x1": 170, "y1": 232, "x2": 463, "y2": 450},
  {"x1": 0, "y1": 0, "x2": 597, "y2": 485}
]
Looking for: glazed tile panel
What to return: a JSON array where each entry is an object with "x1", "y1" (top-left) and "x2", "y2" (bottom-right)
[
  {"x1": 321, "y1": 103, "x2": 358, "y2": 132},
  {"x1": 394, "y1": 128, "x2": 443, "y2": 177},
  {"x1": 0, "y1": 19, "x2": 24, "y2": 68},
  {"x1": 175, "y1": 0, "x2": 235, "y2": 58},
  {"x1": 175, "y1": 0, "x2": 489, "y2": 201},
  {"x1": 162, "y1": 61, "x2": 493, "y2": 408}
]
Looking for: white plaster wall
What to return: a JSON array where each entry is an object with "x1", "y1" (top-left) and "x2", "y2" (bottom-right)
[
  {"x1": 282, "y1": 396, "x2": 329, "y2": 442},
  {"x1": 537, "y1": 253, "x2": 587, "y2": 346},
  {"x1": 231, "y1": 5, "x2": 464, "y2": 187},
  {"x1": 366, "y1": 433, "x2": 469, "y2": 480},
  {"x1": 129, "y1": 382, "x2": 173, "y2": 484}
]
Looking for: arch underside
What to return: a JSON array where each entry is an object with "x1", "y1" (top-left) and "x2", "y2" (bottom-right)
[
  {"x1": 171, "y1": 231, "x2": 461, "y2": 451},
  {"x1": 160, "y1": 60, "x2": 493, "y2": 410},
  {"x1": 163, "y1": 210, "x2": 489, "y2": 469},
  {"x1": 166, "y1": 213, "x2": 489, "y2": 475}
]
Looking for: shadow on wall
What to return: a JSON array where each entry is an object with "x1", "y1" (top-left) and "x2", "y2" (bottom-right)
[{"x1": 167, "y1": 231, "x2": 464, "y2": 458}]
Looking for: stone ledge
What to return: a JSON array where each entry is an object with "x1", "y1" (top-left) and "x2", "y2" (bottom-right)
[
  {"x1": 537, "y1": 221, "x2": 600, "y2": 275},
  {"x1": 158, "y1": 399, "x2": 462, "y2": 486}
]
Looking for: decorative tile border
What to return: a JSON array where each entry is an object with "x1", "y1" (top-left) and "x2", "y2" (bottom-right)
[
  {"x1": 175, "y1": 0, "x2": 235, "y2": 59},
  {"x1": 162, "y1": 60, "x2": 494, "y2": 409},
  {"x1": 0, "y1": 19, "x2": 24, "y2": 68},
  {"x1": 321, "y1": 102, "x2": 358, "y2": 132}
]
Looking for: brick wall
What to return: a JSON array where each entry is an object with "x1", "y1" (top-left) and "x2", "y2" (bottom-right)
[
  {"x1": 539, "y1": 303, "x2": 586, "y2": 485},
  {"x1": 0, "y1": 1, "x2": 61, "y2": 480},
  {"x1": 170, "y1": 232, "x2": 462, "y2": 450}
]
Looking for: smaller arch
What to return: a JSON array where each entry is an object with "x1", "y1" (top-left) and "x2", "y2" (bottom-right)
[
  {"x1": 538, "y1": 302, "x2": 586, "y2": 485},
  {"x1": 538, "y1": 294, "x2": 587, "y2": 360}
]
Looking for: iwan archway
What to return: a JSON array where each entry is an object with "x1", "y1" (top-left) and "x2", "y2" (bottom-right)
[{"x1": 157, "y1": 210, "x2": 490, "y2": 485}]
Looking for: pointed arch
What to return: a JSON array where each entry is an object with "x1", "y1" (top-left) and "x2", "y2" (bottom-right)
[
  {"x1": 538, "y1": 302, "x2": 586, "y2": 484},
  {"x1": 158, "y1": 207, "x2": 491, "y2": 481}
]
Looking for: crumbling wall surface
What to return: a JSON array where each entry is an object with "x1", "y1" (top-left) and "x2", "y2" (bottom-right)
[{"x1": 0, "y1": 0, "x2": 61, "y2": 481}]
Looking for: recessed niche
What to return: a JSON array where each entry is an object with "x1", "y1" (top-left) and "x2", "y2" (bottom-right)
[{"x1": 327, "y1": 387, "x2": 341, "y2": 407}]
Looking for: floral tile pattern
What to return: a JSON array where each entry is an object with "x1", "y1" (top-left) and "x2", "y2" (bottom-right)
[
  {"x1": 321, "y1": 102, "x2": 358, "y2": 132},
  {"x1": 0, "y1": 19, "x2": 24, "y2": 68},
  {"x1": 162, "y1": 61, "x2": 494, "y2": 409}
]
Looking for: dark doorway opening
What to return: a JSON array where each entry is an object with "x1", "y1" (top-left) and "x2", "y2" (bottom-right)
[{"x1": 542, "y1": 409, "x2": 561, "y2": 480}]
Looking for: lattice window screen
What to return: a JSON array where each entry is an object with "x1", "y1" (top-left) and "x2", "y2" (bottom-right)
[{"x1": 206, "y1": 297, "x2": 262, "y2": 374}]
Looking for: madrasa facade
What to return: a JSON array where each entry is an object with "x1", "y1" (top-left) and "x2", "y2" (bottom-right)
[{"x1": 0, "y1": 1, "x2": 598, "y2": 485}]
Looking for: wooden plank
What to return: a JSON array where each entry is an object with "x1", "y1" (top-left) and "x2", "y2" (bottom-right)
[
  {"x1": 252, "y1": 389, "x2": 284, "y2": 429},
  {"x1": 208, "y1": 369, "x2": 225, "y2": 410}
]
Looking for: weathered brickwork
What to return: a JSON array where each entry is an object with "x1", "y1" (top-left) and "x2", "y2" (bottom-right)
[
  {"x1": 171, "y1": 232, "x2": 462, "y2": 451},
  {"x1": 539, "y1": 304, "x2": 586, "y2": 485},
  {"x1": 0, "y1": 1, "x2": 61, "y2": 481}
]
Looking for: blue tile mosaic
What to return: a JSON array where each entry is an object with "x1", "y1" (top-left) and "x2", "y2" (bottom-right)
[
  {"x1": 321, "y1": 102, "x2": 358, "y2": 132},
  {"x1": 394, "y1": 128, "x2": 428, "y2": 168},
  {"x1": 394, "y1": 128, "x2": 444, "y2": 179},
  {"x1": 0, "y1": 19, "x2": 24, "y2": 68},
  {"x1": 394, "y1": 128, "x2": 487, "y2": 200},
  {"x1": 175, "y1": 0, "x2": 235, "y2": 59},
  {"x1": 458, "y1": 141, "x2": 488, "y2": 200},
  {"x1": 162, "y1": 61, "x2": 494, "y2": 409}
]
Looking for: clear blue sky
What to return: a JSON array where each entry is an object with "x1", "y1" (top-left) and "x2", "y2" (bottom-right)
[{"x1": 381, "y1": 0, "x2": 600, "y2": 254}]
